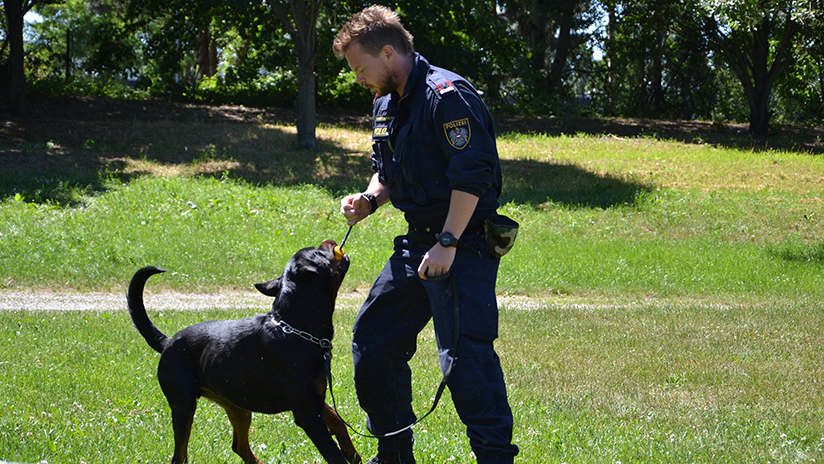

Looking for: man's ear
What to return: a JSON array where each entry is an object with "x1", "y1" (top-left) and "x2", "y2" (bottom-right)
[
  {"x1": 381, "y1": 44, "x2": 395, "y2": 62},
  {"x1": 254, "y1": 276, "x2": 282, "y2": 297}
]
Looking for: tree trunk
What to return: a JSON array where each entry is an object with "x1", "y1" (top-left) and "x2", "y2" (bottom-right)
[
  {"x1": 546, "y1": 12, "x2": 573, "y2": 96},
  {"x1": 295, "y1": 38, "x2": 317, "y2": 150},
  {"x1": 530, "y1": 0, "x2": 549, "y2": 72},
  {"x1": 197, "y1": 28, "x2": 218, "y2": 78},
  {"x1": 268, "y1": 0, "x2": 322, "y2": 150},
  {"x1": 4, "y1": 0, "x2": 26, "y2": 116},
  {"x1": 649, "y1": 31, "x2": 668, "y2": 116},
  {"x1": 607, "y1": 1, "x2": 616, "y2": 88},
  {"x1": 818, "y1": 60, "x2": 824, "y2": 120},
  {"x1": 65, "y1": 28, "x2": 72, "y2": 82}
]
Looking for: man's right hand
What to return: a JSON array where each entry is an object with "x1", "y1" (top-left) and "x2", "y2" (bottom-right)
[{"x1": 340, "y1": 193, "x2": 373, "y2": 226}]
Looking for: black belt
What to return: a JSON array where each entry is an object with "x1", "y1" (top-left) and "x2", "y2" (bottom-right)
[
  {"x1": 407, "y1": 223, "x2": 484, "y2": 246},
  {"x1": 407, "y1": 227, "x2": 438, "y2": 245}
]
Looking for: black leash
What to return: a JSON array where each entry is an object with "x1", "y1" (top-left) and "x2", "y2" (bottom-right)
[{"x1": 325, "y1": 272, "x2": 461, "y2": 440}]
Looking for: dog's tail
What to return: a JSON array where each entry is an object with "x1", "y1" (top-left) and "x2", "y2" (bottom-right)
[{"x1": 127, "y1": 266, "x2": 170, "y2": 353}]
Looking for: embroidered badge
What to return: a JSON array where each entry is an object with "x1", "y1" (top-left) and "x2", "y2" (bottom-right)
[
  {"x1": 436, "y1": 80, "x2": 455, "y2": 95},
  {"x1": 444, "y1": 118, "x2": 471, "y2": 150},
  {"x1": 373, "y1": 116, "x2": 393, "y2": 138}
]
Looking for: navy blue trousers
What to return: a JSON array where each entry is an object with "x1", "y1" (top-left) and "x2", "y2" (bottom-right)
[{"x1": 352, "y1": 233, "x2": 519, "y2": 463}]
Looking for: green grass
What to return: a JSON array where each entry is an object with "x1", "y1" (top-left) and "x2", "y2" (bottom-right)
[
  {"x1": 1, "y1": 106, "x2": 824, "y2": 462},
  {"x1": 1, "y1": 125, "x2": 823, "y2": 302},
  {"x1": 1, "y1": 300, "x2": 822, "y2": 463},
  {"x1": 0, "y1": 176, "x2": 403, "y2": 292}
]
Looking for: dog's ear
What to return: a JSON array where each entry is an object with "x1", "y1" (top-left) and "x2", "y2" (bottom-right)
[{"x1": 254, "y1": 276, "x2": 282, "y2": 297}]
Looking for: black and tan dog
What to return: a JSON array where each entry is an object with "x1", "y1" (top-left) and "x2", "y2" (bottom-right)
[{"x1": 127, "y1": 239, "x2": 360, "y2": 464}]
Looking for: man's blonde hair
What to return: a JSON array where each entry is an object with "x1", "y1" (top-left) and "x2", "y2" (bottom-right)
[{"x1": 333, "y1": 5, "x2": 414, "y2": 59}]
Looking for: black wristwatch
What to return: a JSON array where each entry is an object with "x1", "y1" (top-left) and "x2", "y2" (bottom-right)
[
  {"x1": 437, "y1": 231, "x2": 459, "y2": 248},
  {"x1": 362, "y1": 192, "x2": 379, "y2": 215}
]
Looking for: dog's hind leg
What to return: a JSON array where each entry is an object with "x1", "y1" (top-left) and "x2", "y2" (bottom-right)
[
  {"x1": 158, "y1": 356, "x2": 201, "y2": 464},
  {"x1": 294, "y1": 409, "x2": 351, "y2": 464},
  {"x1": 323, "y1": 404, "x2": 361, "y2": 464},
  {"x1": 170, "y1": 400, "x2": 197, "y2": 464},
  {"x1": 218, "y1": 401, "x2": 262, "y2": 464}
]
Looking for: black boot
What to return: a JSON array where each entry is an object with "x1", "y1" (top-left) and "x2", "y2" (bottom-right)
[
  {"x1": 365, "y1": 451, "x2": 415, "y2": 464},
  {"x1": 365, "y1": 431, "x2": 415, "y2": 464}
]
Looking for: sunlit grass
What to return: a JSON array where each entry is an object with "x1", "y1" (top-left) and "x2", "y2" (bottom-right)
[
  {"x1": 2, "y1": 115, "x2": 824, "y2": 462},
  {"x1": 1, "y1": 299, "x2": 822, "y2": 463},
  {"x1": 1, "y1": 124, "x2": 823, "y2": 305},
  {"x1": 498, "y1": 132, "x2": 824, "y2": 194}
]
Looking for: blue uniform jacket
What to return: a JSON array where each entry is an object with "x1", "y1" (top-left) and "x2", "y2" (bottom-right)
[{"x1": 370, "y1": 54, "x2": 502, "y2": 232}]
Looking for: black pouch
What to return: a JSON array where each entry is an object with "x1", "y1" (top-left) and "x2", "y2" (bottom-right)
[{"x1": 484, "y1": 214, "x2": 519, "y2": 258}]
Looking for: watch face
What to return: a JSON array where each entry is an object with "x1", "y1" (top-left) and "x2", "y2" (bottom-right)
[{"x1": 439, "y1": 232, "x2": 455, "y2": 247}]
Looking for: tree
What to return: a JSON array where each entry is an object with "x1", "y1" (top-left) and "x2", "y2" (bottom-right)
[
  {"x1": 266, "y1": 0, "x2": 323, "y2": 150},
  {"x1": 695, "y1": 0, "x2": 808, "y2": 136},
  {"x1": 3, "y1": 0, "x2": 39, "y2": 115},
  {"x1": 0, "y1": 7, "x2": 8, "y2": 63},
  {"x1": 499, "y1": 0, "x2": 598, "y2": 112},
  {"x1": 127, "y1": 0, "x2": 225, "y2": 90},
  {"x1": 774, "y1": 3, "x2": 824, "y2": 123},
  {"x1": 378, "y1": 0, "x2": 526, "y2": 107},
  {"x1": 594, "y1": 0, "x2": 719, "y2": 120}
]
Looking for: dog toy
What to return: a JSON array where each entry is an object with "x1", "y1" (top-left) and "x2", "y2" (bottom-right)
[{"x1": 334, "y1": 226, "x2": 353, "y2": 262}]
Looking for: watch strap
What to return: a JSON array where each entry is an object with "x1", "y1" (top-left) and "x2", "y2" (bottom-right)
[{"x1": 362, "y1": 192, "x2": 379, "y2": 215}]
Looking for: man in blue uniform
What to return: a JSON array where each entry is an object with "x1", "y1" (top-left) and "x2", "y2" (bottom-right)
[{"x1": 333, "y1": 6, "x2": 519, "y2": 464}]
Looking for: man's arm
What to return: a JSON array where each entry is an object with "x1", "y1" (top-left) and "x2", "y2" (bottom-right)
[{"x1": 417, "y1": 189, "x2": 479, "y2": 279}]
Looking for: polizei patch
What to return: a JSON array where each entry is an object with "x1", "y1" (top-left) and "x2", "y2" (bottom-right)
[{"x1": 444, "y1": 118, "x2": 471, "y2": 150}]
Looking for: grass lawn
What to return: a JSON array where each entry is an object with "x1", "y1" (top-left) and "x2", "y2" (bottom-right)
[
  {"x1": 1, "y1": 300, "x2": 822, "y2": 463},
  {"x1": 0, "y1": 99, "x2": 823, "y2": 462}
]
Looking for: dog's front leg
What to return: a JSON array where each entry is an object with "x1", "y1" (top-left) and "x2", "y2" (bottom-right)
[
  {"x1": 323, "y1": 404, "x2": 361, "y2": 464},
  {"x1": 294, "y1": 410, "x2": 351, "y2": 464}
]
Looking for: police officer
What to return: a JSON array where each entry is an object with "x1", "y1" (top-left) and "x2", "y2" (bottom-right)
[{"x1": 333, "y1": 6, "x2": 519, "y2": 464}]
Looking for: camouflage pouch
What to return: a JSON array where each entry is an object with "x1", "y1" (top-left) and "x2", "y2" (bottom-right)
[{"x1": 484, "y1": 214, "x2": 519, "y2": 258}]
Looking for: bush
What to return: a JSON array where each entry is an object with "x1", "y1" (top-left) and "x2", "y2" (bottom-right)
[
  {"x1": 27, "y1": 74, "x2": 148, "y2": 100},
  {"x1": 192, "y1": 72, "x2": 298, "y2": 108}
]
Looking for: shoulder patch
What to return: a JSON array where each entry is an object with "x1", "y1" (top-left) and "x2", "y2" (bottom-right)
[
  {"x1": 427, "y1": 68, "x2": 456, "y2": 97},
  {"x1": 436, "y1": 80, "x2": 455, "y2": 95},
  {"x1": 443, "y1": 118, "x2": 471, "y2": 150}
]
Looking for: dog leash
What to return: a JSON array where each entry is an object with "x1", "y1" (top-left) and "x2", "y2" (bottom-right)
[{"x1": 325, "y1": 273, "x2": 461, "y2": 440}]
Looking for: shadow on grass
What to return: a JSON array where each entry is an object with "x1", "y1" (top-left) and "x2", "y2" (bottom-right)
[
  {"x1": 0, "y1": 97, "x2": 374, "y2": 206},
  {"x1": 501, "y1": 159, "x2": 653, "y2": 209},
  {"x1": 0, "y1": 97, "x2": 649, "y2": 210},
  {"x1": 769, "y1": 242, "x2": 824, "y2": 267},
  {"x1": 495, "y1": 115, "x2": 824, "y2": 155}
]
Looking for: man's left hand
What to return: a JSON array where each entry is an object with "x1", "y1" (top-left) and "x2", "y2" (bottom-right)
[{"x1": 418, "y1": 244, "x2": 456, "y2": 280}]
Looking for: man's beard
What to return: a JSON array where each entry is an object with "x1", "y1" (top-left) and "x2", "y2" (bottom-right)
[{"x1": 374, "y1": 65, "x2": 402, "y2": 97}]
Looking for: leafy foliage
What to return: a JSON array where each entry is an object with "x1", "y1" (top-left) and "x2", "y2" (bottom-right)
[{"x1": 6, "y1": 0, "x2": 823, "y2": 129}]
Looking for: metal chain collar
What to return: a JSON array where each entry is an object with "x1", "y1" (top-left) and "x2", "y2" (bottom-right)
[{"x1": 271, "y1": 317, "x2": 333, "y2": 354}]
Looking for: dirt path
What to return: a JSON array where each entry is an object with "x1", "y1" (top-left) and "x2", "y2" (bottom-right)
[
  {"x1": 0, "y1": 291, "x2": 277, "y2": 311},
  {"x1": 0, "y1": 291, "x2": 545, "y2": 312},
  {"x1": 0, "y1": 292, "x2": 539, "y2": 311},
  {"x1": 0, "y1": 290, "x2": 725, "y2": 312}
]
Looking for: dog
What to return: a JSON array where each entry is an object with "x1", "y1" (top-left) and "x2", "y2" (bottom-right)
[{"x1": 127, "y1": 239, "x2": 360, "y2": 464}]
